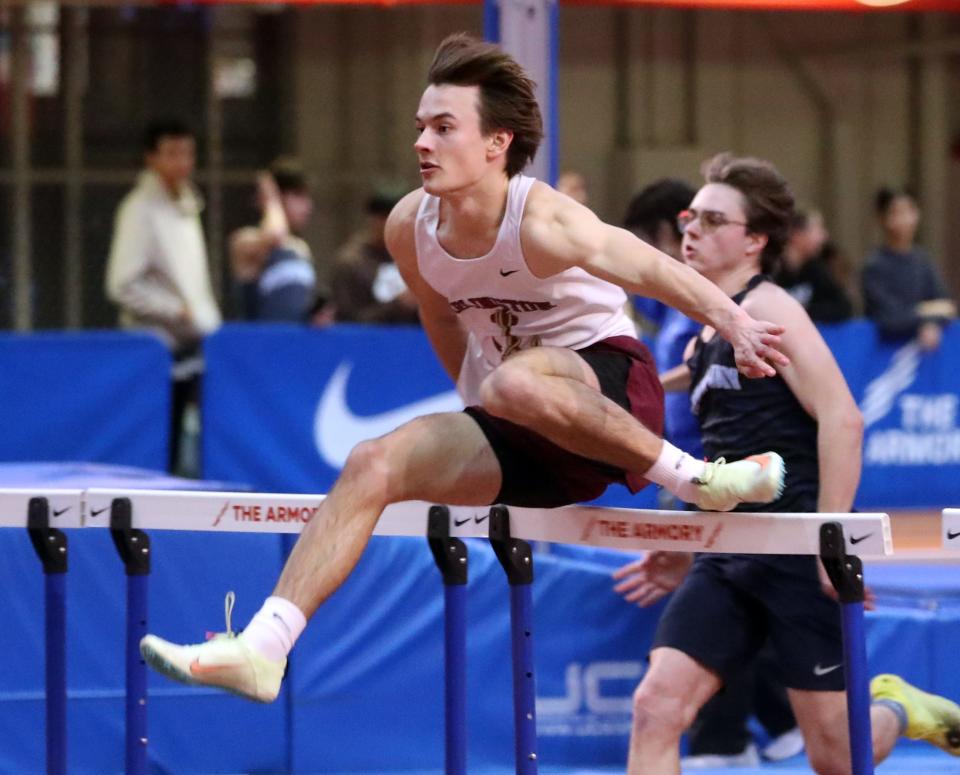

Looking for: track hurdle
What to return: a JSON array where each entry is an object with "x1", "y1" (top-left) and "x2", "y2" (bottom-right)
[
  {"x1": 81, "y1": 488, "x2": 891, "y2": 775},
  {"x1": 0, "y1": 489, "x2": 83, "y2": 775},
  {"x1": 4, "y1": 486, "x2": 893, "y2": 774}
]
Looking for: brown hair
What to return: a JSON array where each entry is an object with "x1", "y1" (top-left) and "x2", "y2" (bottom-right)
[
  {"x1": 874, "y1": 186, "x2": 916, "y2": 216},
  {"x1": 702, "y1": 152, "x2": 794, "y2": 275},
  {"x1": 269, "y1": 156, "x2": 310, "y2": 194},
  {"x1": 427, "y1": 33, "x2": 543, "y2": 178}
]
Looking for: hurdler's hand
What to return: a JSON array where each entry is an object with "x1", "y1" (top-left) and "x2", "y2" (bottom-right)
[
  {"x1": 612, "y1": 551, "x2": 694, "y2": 607},
  {"x1": 817, "y1": 558, "x2": 877, "y2": 611},
  {"x1": 726, "y1": 312, "x2": 789, "y2": 378}
]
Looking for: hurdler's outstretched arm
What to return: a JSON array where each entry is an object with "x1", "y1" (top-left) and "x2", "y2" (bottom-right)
[{"x1": 521, "y1": 183, "x2": 788, "y2": 380}]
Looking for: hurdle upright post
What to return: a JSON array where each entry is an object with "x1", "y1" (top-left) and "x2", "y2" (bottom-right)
[
  {"x1": 427, "y1": 504, "x2": 469, "y2": 775},
  {"x1": 109, "y1": 497, "x2": 151, "y2": 775},
  {"x1": 27, "y1": 497, "x2": 68, "y2": 775},
  {"x1": 489, "y1": 505, "x2": 538, "y2": 774},
  {"x1": 820, "y1": 522, "x2": 874, "y2": 775}
]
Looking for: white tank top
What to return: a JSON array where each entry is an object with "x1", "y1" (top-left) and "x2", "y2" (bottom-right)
[{"x1": 415, "y1": 174, "x2": 637, "y2": 403}]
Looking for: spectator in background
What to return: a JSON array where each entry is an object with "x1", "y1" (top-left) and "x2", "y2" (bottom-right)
[
  {"x1": 862, "y1": 187, "x2": 956, "y2": 350},
  {"x1": 105, "y1": 118, "x2": 221, "y2": 473},
  {"x1": 229, "y1": 157, "x2": 332, "y2": 324},
  {"x1": 776, "y1": 209, "x2": 853, "y2": 323},
  {"x1": 617, "y1": 178, "x2": 802, "y2": 769},
  {"x1": 330, "y1": 190, "x2": 419, "y2": 324},
  {"x1": 557, "y1": 170, "x2": 589, "y2": 206},
  {"x1": 623, "y1": 183, "x2": 675, "y2": 336}
]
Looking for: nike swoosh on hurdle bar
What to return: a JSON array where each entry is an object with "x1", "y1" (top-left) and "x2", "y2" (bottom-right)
[
  {"x1": 849, "y1": 533, "x2": 872, "y2": 545},
  {"x1": 948, "y1": 530, "x2": 960, "y2": 540}
]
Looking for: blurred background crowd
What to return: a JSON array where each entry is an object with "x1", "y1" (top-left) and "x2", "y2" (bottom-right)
[{"x1": 2, "y1": 4, "x2": 958, "y2": 332}]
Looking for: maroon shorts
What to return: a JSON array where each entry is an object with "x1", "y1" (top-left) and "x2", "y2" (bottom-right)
[{"x1": 463, "y1": 335, "x2": 664, "y2": 508}]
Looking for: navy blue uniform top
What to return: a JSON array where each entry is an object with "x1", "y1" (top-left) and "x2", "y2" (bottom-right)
[
  {"x1": 687, "y1": 275, "x2": 819, "y2": 513},
  {"x1": 669, "y1": 278, "x2": 831, "y2": 645}
]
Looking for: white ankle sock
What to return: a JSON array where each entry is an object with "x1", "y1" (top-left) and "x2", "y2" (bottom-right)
[
  {"x1": 643, "y1": 441, "x2": 707, "y2": 505},
  {"x1": 241, "y1": 596, "x2": 307, "y2": 662}
]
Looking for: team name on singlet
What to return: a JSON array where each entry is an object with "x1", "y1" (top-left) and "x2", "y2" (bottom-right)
[{"x1": 449, "y1": 296, "x2": 558, "y2": 314}]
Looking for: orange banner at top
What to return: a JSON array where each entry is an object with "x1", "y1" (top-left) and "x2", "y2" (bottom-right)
[{"x1": 193, "y1": 0, "x2": 960, "y2": 8}]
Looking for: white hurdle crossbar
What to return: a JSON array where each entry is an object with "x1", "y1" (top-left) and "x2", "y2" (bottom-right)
[{"x1": 80, "y1": 487, "x2": 893, "y2": 556}]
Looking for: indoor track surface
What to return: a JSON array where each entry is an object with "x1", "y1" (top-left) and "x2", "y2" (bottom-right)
[{"x1": 333, "y1": 749, "x2": 960, "y2": 774}]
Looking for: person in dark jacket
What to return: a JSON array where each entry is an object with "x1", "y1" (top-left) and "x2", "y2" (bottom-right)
[
  {"x1": 861, "y1": 188, "x2": 955, "y2": 350},
  {"x1": 329, "y1": 190, "x2": 420, "y2": 325}
]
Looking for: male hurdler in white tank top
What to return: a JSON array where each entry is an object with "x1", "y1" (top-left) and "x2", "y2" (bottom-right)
[
  {"x1": 136, "y1": 35, "x2": 793, "y2": 710},
  {"x1": 398, "y1": 37, "x2": 784, "y2": 516}
]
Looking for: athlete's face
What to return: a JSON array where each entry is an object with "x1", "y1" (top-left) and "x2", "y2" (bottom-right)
[
  {"x1": 681, "y1": 183, "x2": 766, "y2": 282},
  {"x1": 414, "y1": 84, "x2": 510, "y2": 194},
  {"x1": 881, "y1": 194, "x2": 920, "y2": 246},
  {"x1": 281, "y1": 190, "x2": 313, "y2": 233},
  {"x1": 147, "y1": 135, "x2": 196, "y2": 193}
]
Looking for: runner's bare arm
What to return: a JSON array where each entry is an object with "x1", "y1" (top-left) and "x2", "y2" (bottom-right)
[
  {"x1": 520, "y1": 183, "x2": 787, "y2": 379},
  {"x1": 745, "y1": 286, "x2": 863, "y2": 513},
  {"x1": 659, "y1": 364, "x2": 691, "y2": 393},
  {"x1": 660, "y1": 337, "x2": 697, "y2": 392},
  {"x1": 386, "y1": 190, "x2": 468, "y2": 384},
  {"x1": 229, "y1": 173, "x2": 290, "y2": 281}
]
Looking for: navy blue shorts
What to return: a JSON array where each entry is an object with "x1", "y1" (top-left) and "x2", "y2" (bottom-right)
[{"x1": 652, "y1": 553, "x2": 845, "y2": 691}]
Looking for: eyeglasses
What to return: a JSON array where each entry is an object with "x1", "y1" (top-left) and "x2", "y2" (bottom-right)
[{"x1": 677, "y1": 208, "x2": 749, "y2": 234}]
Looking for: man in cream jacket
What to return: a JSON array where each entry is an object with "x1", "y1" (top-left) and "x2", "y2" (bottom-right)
[{"x1": 106, "y1": 119, "x2": 221, "y2": 471}]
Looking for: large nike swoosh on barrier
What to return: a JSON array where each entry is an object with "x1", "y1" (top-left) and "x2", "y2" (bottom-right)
[{"x1": 313, "y1": 362, "x2": 463, "y2": 469}]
